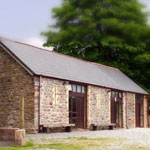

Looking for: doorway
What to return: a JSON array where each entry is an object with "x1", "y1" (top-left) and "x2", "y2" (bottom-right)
[
  {"x1": 111, "y1": 91, "x2": 123, "y2": 128},
  {"x1": 69, "y1": 84, "x2": 87, "y2": 129},
  {"x1": 136, "y1": 95, "x2": 144, "y2": 127},
  {"x1": 69, "y1": 96, "x2": 85, "y2": 128}
]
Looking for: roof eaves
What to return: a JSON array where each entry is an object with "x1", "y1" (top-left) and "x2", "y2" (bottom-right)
[{"x1": 38, "y1": 73, "x2": 148, "y2": 95}]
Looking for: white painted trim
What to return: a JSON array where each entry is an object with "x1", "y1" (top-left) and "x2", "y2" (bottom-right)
[{"x1": 0, "y1": 44, "x2": 33, "y2": 76}]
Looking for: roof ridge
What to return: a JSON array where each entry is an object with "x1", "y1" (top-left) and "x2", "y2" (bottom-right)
[{"x1": 0, "y1": 36, "x2": 119, "y2": 71}]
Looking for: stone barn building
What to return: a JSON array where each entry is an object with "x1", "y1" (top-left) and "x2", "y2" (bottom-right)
[{"x1": 0, "y1": 37, "x2": 149, "y2": 133}]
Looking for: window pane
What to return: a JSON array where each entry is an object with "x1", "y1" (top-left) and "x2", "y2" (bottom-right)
[
  {"x1": 69, "y1": 85, "x2": 72, "y2": 91},
  {"x1": 119, "y1": 92, "x2": 122, "y2": 98},
  {"x1": 136, "y1": 95, "x2": 143, "y2": 102},
  {"x1": 111, "y1": 91, "x2": 115, "y2": 97},
  {"x1": 82, "y1": 86, "x2": 85, "y2": 93},
  {"x1": 115, "y1": 92, "x2": 118, "y2": 97},
  {"x1": 72, "y1": 85, "x2": 76, "y2": 92},
  {"x1": 77, "y1": 85, "x2": 81, "y2": 93}
]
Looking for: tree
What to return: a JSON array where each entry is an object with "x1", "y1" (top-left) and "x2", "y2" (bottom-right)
[{"x1": 42, "y1": 0, "x2": 150, "y2": 92}]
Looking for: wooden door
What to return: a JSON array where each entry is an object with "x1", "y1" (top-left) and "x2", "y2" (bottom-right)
[
  {"x1": 136, "y1": 102, "x2": 140, "y2": 127},
  {"x1": 76, "y1": 97, "x2": 84, "y2": 128},
  {"x1": 69, "y1": 96, "x2": 85, "y2": 128},
  {"x1": 111, "y1": 98, "x2": 123, "y2": 127},
  {"x1": 136, "y1": 96, "x2": 144, "y2": 127},
  {"x1": 116, "y1": 102, "x2": 123, "y2": 127},
  {"x1": 111, "y1": 100, "x2": 116, "y2": 124}
]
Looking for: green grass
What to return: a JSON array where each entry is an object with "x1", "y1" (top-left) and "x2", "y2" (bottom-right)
[
  {"x1": 39, "y1": 143, "x2": 81, "y2": 150},
  {"x1": 0, "y1": 141, "x2": 34, "y2": 150},
  {"x1": 12, "y1": 141, "x2": 34, "y2": 148},
  {"x1": 1, "y1": 137, "x2": 150, "y2": 150}
]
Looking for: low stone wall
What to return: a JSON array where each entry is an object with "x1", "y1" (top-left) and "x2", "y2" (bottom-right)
[
  {"x1": 0, "y1": 128, "x2": 25, "y2": 146},
  {"x1": 0, "y1": 128, "x2": 18, "y2": 141}
]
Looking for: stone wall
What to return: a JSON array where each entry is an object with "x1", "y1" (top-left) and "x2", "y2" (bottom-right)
[
  {"x1": 87, "y1": 85, "x2": 111, "y2": 128},
  {"x1": 33, "y1": 76, "x2": 40, "y2": 130},
  {"x1": 0, "y1": 45, "x2": 148, "y2": 131},
  {"x1": 122, "y1": 92, "x2": 136, "y2": 128},
  {"x1": 143, "y1": 95, "x2": 148, "y2": 128},
  {"x1": 0, "y1": 46, "x2": 36, "y2": 130},
  {"x1": 122, "y1": 92, "x2": 127, "y2": 128},
  {"x1": 87, "y1": 87, "x2": 139, "y2": 129},
  {"x1": 39, "y1": 77, "x2": 69, "y2": 127},
  {"x1": 126, "y1": 92, "x2": 136, "y2": 128},
  {"x1": 122, "y1": 92, "x2": 149, "y2": 128}
]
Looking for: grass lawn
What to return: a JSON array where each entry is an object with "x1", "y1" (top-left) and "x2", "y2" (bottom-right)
[{"x1": 0, "y1": 137, "x2": 150, "y2": 150}]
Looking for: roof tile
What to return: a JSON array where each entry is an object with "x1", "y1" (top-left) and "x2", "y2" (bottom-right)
[{"x1": 0, "y1": 37, "x2": 148, "y2": 95}]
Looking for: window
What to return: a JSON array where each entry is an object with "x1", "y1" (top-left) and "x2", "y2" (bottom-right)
[
  {"x1": 112, "y1": 91, "x2": 115, "y2": 97},
  {"x1": 111, "y1": 91, "x2": 122, "y2": 98},
  {"x1": 136, "y1": 94, "x2": 143, "y2": 102},
  {"x1": 77, "y1": 85, "x2": 82, "y2": 93},
  {"x1": 82, "y1": 86, "x2": 85, "y2": 93},
  {"x1": 118, "y1": 92, "x2": 122, "y2": 98},
  {"x1": 114, "y1": 92, "x2": 118, "y2": 97},
  {"x1": 70, "y1": 84, "x2": 86, "y2": 93},
  {"x1": 72, "y1": 85, "x2": 76, "y2": 92}
]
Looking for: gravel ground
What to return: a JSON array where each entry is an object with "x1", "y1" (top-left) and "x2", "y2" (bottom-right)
[{"x1": 26, "y1": 128, "x2": 150, "y2": 147}]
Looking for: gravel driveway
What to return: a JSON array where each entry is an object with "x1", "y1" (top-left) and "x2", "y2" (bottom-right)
[{"x1": 26, "y1": 128, "x2": 150, "y2": 147}]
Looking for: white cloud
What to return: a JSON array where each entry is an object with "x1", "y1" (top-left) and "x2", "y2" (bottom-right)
[{"x1": 23, "y1": 37, "x2": 53, "y2": 51}]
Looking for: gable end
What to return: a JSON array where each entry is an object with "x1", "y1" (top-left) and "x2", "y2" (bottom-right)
[{"x1": 0, "y1": 42, "x2": 34, "y2": 76}]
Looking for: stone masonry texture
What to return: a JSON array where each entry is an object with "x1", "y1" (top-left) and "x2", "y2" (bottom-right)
[
  {"x1": 122, "y1": 92, "x2": 137, "y2": 128},
  {"x1": 87, "y1": 85, "x2": 111, "y2": 128},
  {"x1": 0, "y1": 46, "x2": 36, "y2": 130},
  {"x1": 126, "y1": 93, "x2": 136, "y2": 128},
  {"x1": 144, "y1": 95, "x2": 148, "y2": 128},
  {"x1": 0, "y1": 46, "x2": 148, "y2": 131},
  {"x1": 39, "y1": 77, "x2": 69, "y2": 127}
]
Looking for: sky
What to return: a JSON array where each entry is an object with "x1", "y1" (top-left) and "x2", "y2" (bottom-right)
[
  {"x1": 0, "y1": 0, "x2": 149, "y2": 48},
  {"x1": 0, "y1": 0, "x2": 62, "y2": 48}
]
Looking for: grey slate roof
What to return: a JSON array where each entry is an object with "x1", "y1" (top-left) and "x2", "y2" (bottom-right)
[{"x1": 0, "y1": 37, "x2": 148, "y2": 95}]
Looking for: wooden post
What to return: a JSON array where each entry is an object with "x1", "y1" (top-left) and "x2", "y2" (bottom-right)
[{"x1": 20, "y1": 96, "x2": 24, "y2": 129}]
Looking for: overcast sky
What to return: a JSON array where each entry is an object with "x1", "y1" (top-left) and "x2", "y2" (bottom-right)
[{"x1": 0, "y1": 0, "x2": 149, "y2": 48}]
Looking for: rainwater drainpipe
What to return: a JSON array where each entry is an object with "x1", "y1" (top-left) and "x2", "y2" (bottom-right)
[
  {"x1": 38, "y1": 75, "x2": 42, "y2": 132},
  {"x1": 126, "y1": 92, "x2": 129, "y2": 129}
]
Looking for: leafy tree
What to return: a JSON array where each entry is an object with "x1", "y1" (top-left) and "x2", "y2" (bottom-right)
[{"x1": 42, "y1": 0, "x2": 150, "y2": 92}]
